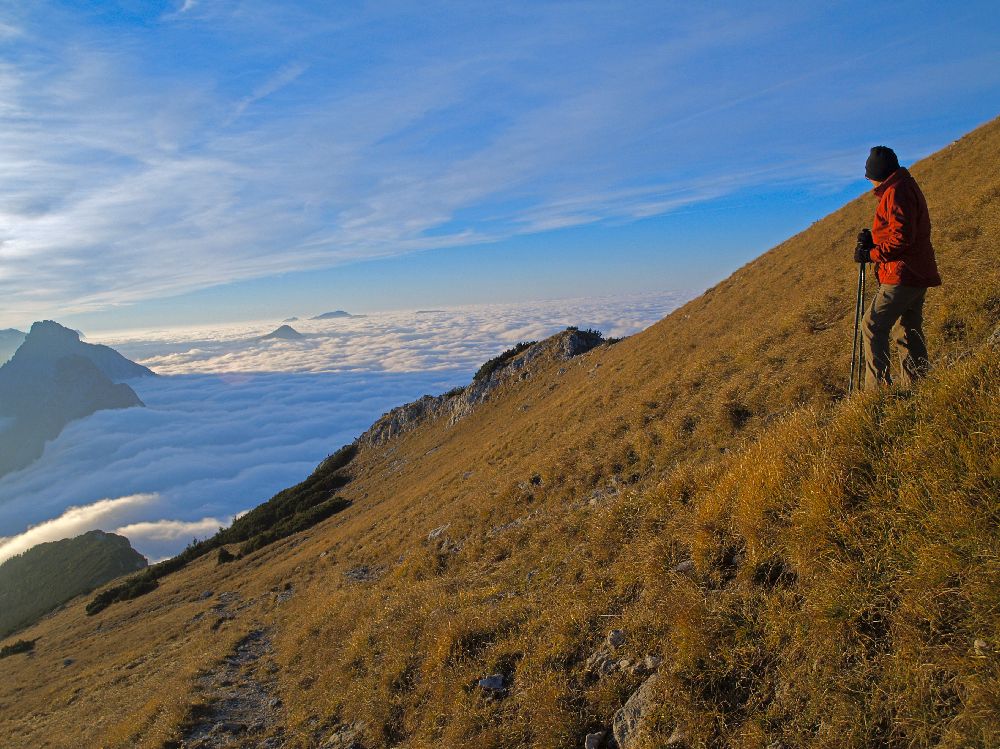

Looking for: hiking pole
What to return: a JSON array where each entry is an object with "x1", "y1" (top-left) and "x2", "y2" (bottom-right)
[
  {"x1": 849, "y1": 260, "x2": 865, "y2": 395},
  {"x1": 857, "y1": 261, "x2": 866, "y2": 391}
]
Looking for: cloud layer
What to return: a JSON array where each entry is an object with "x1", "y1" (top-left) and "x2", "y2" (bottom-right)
[{"x1": 0, "y1": 294, "x2": 687, "y2": 561}]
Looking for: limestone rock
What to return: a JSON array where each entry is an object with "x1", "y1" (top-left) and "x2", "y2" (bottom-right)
[{"x1": 611, "y1": 674, "x2": 659, "y2": 748}]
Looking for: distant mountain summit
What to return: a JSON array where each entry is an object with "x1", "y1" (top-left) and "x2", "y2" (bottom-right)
[
  {"x1": 260, "y1": 325, "x2": 304, "y2": 341},
  {"x1": 6, "y1": 321, "x2": 153, "y2": 382},
  {"x1": 0, "y1": 329, "x2": 25, "y2": 364},
  {"x1": 0, "y1": 321, "x2": 153, "y2": 479},
  {"x1": 0, "y1": 530, "x2": 147, "y2": 637},
  {"x1": 310, "y1": 310, "x2": 354, "y2": 320}
]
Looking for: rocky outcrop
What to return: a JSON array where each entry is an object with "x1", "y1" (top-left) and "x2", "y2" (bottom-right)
[{"x1": 357, "y1": 328, "x2": 605, "y2": 450}]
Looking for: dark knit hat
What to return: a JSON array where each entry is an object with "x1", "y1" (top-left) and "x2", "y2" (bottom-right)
[{"x1": 865, "y1": 146, "x2": 900, "y2": 181}]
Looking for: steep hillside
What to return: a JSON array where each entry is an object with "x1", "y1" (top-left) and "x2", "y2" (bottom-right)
[
  {"x1": 0, "y1": 531, "x2": 147, "y2": 638},
  {"x1": 0, "y1": 117, "x2": 997, "y2": 749}
]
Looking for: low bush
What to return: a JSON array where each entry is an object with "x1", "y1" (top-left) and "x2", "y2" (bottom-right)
[{"x1": 0, "y1": 638, "x2": 36, "y2": 658}]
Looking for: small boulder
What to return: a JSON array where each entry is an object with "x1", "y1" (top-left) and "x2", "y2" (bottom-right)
[
  {"x1": 585, "y1": 731, "x2": 607, "y2": 749},
  {"x1": 672, "y1": 560, "x2": 696, "y2": 576},
  {"x1": 427, "y1": 524, "x2": 450, "y2": 541},
  {"x1": 611, "y1": 674, "x2": 659, "y2": 748},
  {"x1": 585, "y1": 649, "x2": 616, "y2": 677},
  {"x1": 477, "y1": 673, "x2": 507, "y2": 696},
  {"x1": 607, "y1": 629, "x2": 626, "y2": 649},
  {"x1": 320, "y1": 721, "x2": 366, "y2": 749}
]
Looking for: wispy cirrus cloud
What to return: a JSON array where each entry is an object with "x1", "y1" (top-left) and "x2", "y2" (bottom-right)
[{"x1": 0, "y1": 2, "x2": 996, "y2": 326}]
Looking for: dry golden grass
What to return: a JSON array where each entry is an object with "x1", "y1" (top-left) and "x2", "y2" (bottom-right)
[{"x1": 1, "y1": 116, "x2": 998, "y2": 749}]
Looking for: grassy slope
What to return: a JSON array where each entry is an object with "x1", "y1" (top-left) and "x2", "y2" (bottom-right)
[{"x1": 0, "y1": 117, "x2": 997, "y2": 748}]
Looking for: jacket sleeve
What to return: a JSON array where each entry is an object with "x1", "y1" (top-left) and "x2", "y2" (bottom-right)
[{"x1": 871, "y1": 184, "x2": 918, "y2": 262}]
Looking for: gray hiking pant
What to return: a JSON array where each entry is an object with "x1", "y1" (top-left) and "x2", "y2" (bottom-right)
[{"x1": 861, "y1": 283, "x2": 930, "y2": 389}]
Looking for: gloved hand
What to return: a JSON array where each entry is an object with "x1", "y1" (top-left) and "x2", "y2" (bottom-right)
[
  {"x1": 854, "y1": 243, "x2": 871, "y2": 264},
  {"x1": 857, "y1": 229, "x2": 874, "y2": 250}
]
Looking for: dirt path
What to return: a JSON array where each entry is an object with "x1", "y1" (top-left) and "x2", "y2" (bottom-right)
[{"x1": 177, "y1": 628, "x2": 286, "y2": 749}]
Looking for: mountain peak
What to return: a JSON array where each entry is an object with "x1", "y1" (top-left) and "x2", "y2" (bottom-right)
[{"x1": 26, "y1": 320, "x2": 81, "y2": 344}]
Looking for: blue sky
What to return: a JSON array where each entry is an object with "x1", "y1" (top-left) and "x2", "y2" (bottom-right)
[{"x1": 0, "y1": 1, "x2": 998, "y2": 331}]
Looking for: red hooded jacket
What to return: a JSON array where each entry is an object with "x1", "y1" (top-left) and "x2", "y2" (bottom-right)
[{"x1": 869, "y1": 168, "x2": 941, "y2": 287}]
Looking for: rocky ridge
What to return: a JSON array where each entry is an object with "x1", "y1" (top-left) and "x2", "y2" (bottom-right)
[{"x1": 356, "y1": 328, "x2": 605, "y2": 449}]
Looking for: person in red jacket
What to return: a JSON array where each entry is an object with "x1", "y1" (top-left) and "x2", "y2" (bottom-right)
[{"x1": 855, "y1": 146, "x2": 942, "y2": 389}]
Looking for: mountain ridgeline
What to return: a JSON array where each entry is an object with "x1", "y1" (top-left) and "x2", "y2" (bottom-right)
[
  {"x1": 0, "y1": 531, "x2": 147, "y2": 638},
  {"x1": 0, "y1": 117, "x2": 998, "y2": 749},
  {"x1": 0, "y1": 321, "x2": 152, "y2": 479}
]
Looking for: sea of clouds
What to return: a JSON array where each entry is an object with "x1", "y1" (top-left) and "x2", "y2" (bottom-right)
[{"x1": 0, "y1": 293, "x2": 689, "y2": 562}]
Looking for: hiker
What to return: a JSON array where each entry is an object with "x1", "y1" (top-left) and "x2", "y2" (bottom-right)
[{"x1": 854, "y1": 146, "x2": 941, "y2": 389}]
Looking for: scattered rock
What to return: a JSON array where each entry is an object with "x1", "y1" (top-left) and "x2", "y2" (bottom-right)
[
  {"x1": 974, "y1": 639, "x2": 992, "y2": 657},
  {"x1": 62, "y1": 658, "x2": 74, "y2": 667},
  {"x1": 319, "y1": 721, "x2": 366, "y2": 749},
  {"x1": 611, "y1": 674, "x2": 659, "y2": 749},
  {"x1": 585, "y1": 649, "x2": 617, "y2": 677},
  {"x1": 199, "y1": 590, "x2": 214, "y2": 600},
  {"x1": 343, "y1": 565, "x2": 380, "y2": 583},
  {"x1": 607, "y1": 629, "x2": 626, "y2": 649},
  {"x1": 638, "y1": 655, "x2": 661, "y2": 674},
  {"x1": 671, "y1": 560, "x2": 696, "y2": 577},
  {"x1": 585, "y1": 731, "x2": 607, "y2": 749},
  {"x1": 666, "y1": 726, "x2": 688, "y2": 746},
  {"x1": 477, "y1": 673, "x2": 507, "y2": 696},
  {"x1": 427, "y1": 524, "x2": 450, "y2": 541}
]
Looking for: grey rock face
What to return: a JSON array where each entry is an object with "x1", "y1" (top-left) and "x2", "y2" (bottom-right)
[{"x1": 585, "y1": 731, "x2": 607, "y2": 749}]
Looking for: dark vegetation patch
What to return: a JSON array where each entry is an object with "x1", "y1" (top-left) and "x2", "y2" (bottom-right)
[
  {"x1": 86, "y1": 444, "x2": 358, "y2": 616},
  {"x1": 0, "y1": 530, "x2": 146, "y2": 638},
  {"x1": 0, "y1": 638, "x2": 36, "y2": 658},
  {"x1": 941, "y1": 317, "x2": 967, "y2": 342}
]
